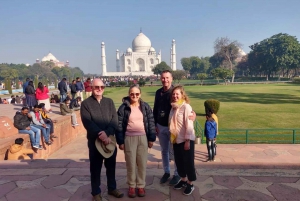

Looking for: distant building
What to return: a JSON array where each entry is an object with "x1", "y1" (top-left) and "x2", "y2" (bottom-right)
[
  {"x1": 36, "y1": 53, "x2": 69, "y2": 67},
  {"x1": 101, "y1": 31, "x2": 176, "y2": 76}
]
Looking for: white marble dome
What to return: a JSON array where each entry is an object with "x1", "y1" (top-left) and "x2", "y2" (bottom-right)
[
  {"x1": 132, "y1": 32, "x2": 151, "y2": 52},
  {"x1": 149, "y1": 47, "x2": 155, "y2": 52},
  {"x1": 42, "y1": 53, "x2": 59, "y2": 62},
  {"x1": 126, "y1": 47, "x2": 132, "y2": 53}
]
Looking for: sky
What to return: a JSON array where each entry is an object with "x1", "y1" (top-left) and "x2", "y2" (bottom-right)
[{"x1": 1, "y1": 0, "x2": 300, "y2": 74}]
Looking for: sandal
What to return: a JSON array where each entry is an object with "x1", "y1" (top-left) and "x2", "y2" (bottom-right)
[{"x1": 46, "y1": 141, "x2": 52, "y2": 145}]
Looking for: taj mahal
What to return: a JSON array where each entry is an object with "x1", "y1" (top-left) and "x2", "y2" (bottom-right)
[{"x1": 101, "y1": 31, "x2": 176, "y2": 76}]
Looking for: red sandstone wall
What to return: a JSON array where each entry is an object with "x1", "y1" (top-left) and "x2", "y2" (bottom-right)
[{"x1": 0, "y1": 111, "x2": 86, "y2": 160}]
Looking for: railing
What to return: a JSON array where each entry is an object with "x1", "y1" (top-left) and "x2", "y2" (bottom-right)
[{"x1": 194, "y1": 121, "x2": 300, "y2": 144}]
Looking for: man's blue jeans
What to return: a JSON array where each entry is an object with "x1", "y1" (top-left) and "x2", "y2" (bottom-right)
[
  {"x1": 60, "y1": 93, "x2": 67, "y2": 103},
  {"x1": 31, "y1": 124, "x2": 50, "y2": 143},
  {"x1": 157, "y1": 123, "x2": 178, "y2": 176},
  {"x1": 18, "y1": 126, "x2": 41, "y2": 147}
]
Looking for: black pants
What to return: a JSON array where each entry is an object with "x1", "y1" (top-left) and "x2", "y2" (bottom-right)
[
  {"x1": 88, "y1": 140, "x2": 117, "y2": 196},
  {"x1": 206, "y1": 139, "x2": 215, "y2": 160},
  {"x1": 173, "y1": 141, "x2": 197, "y2": 182}
]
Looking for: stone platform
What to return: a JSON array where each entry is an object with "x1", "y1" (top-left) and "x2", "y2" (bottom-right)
[{"x1": 1, "y1": 134, "x2": 300, "y2": 200}]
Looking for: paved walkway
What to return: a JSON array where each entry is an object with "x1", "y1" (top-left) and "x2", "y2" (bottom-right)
[{"x1": 1, "y1": 134, "x2": 300, "y2": 200}]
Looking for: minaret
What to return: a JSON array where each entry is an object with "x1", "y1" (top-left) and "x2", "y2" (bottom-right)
[
  {"x1": 116, "y1": 49, "x2": 120, "y2": 72},
  {"x1": 170, "y1": 48, "x2": 172, "y2": 67},
  {"x1": 171, "y1": 39, "x2": 176, "y2": 70},
  {"x1": 101, "y1": 42, "x2": 107, "y2": 76}
]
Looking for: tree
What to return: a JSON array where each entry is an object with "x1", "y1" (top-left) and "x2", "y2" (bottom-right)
[
  {"x1": 214, "y1": 37, "x2": 241, "y2": 82},
  {"x1": 172, "y1": 70, "x2": 186, "y2": 83},
  {"x1": 211, "y1": 68, "x2": 233, "y2": 84},
  {"x1": 181, "y1": 58, "x2": 192, "y2": 72},
  {"x1": 152, "y1": 61, "x2": 172, "y2": 78},
  {"x1": 41, "y1": 61, "x2": 56, "y2": 68},
  {"x1": 248, "y1": 33, "x2": 300, "y2": 79},
  {"x1": 197, "y1": 73, "x2": 207, "y2": 86}
]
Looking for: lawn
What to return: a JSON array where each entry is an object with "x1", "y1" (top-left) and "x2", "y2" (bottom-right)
[{"x1": 104, "y1": 83, "x2": 300, "y2": 143}]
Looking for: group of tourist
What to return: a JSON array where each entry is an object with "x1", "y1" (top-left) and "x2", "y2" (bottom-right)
[
  {"x1": 0, "y1": 95, "x2": 22, "y2": 104},
  {"x1": 13, "y1": 104, "x2": 58, "y2": 151},
  {"x1": 58, "y1": 77, "x2": 92, "y2": 101},
  {"x1": 22, "y1": 78, "x2": 53, "y2": 112},
  {"x1": 80, "y1": 70, "x2": 215, "y2": 201}
]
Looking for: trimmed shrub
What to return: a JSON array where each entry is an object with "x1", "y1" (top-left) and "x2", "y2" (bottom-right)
[
  {"x1": 110, "y1": 82, "x2": 116, "y2": 87},
  {"x1": 118, "y1": 81, "x2": 127, "y2": 86},
  {"x1": 292, "y1": 77, "x2": 300, "y2": 84},
  {"x1": 138, "y1": 78, "x2": 146, "y2": 87},
  {"x1": 204, "y1": 99, "x2": 220, "y2": 114}
]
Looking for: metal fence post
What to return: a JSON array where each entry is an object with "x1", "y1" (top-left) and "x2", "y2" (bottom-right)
[
  {"x1": 246, "y1": 130, "x2": 248, "y2": 144},
  {"x1": 293, "y1": 130, "x2": 296, "y2": 144}
]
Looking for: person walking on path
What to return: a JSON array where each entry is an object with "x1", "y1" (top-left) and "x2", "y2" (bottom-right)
[
  {"x1": 13, "y1": 107, "x2": 42, "y2": 150},
  {"x1": 22, "y1": 78, "x2": 30, "y2": 106},
  {"x1": 69, "y1": 80, "x2": 77, "y2": 100},
  {"x1": 84, "y1": 77, "x2": 92, "y2": 99},
  {"x1": 75, "y1": 77, "x2": 84, "y2": 100},
  {"x1": 205, "y1": 112, "x2": 217, "y2": 162},
  {"x1": 58, "y1": 78, "x2": 68, "y2": 103},
  {"x1": 25, "y1": 81, "x2": 37, "y2": 111},
  {"x1": 169, "y1": 86, "x2": 197, "y2": 196},
  {"x1": 116, "y1": 85, "x2": 156, "y2": 198},
  {"x1": 35, "y1": 82, "x2": 52, "y2": 113},
  {"x1": 29, "y1": 105, "x2": 52, "y2": 146},
  {"x1": 80, "y1": 78, "x2": 124, "y2": 201}
]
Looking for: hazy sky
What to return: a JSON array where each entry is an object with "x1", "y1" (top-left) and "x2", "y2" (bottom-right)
[{"x1": 1, "y1": 0, "x2": 300, "y2": 74}]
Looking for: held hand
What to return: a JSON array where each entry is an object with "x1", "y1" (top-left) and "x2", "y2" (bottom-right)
[
  {"x1": 119, "y1": 144, "x2": 124, "y2": 150},
  {"x1": 42, "y1": 124, "x2": 47, "y2": 128},
  {"x1": 188, "y1": 111, "x2": 196, "y2": 121},
  {"x1": 26, "y1": 127, "x2": 31, "y2": 130},
  {"x1": 148, "y1": 141, "x2": 154, "y2": 148},
  {"x1": 27, "y1": 113, "x2": 32, "y2": 118},
  {"x1": 184, "y1": 140, "x2": 190, "y2": 150},
  {"x1": 98, "y1": 131, "x2": 108, "y2": 141},
  {"x1": 103, "y1": 137, "x2": 111, "y2": 145}
]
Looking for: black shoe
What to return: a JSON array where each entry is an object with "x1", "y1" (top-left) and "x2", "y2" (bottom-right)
[
  {"x1": 183, "y1": 183, "x2": 194, "y2": 195},
  {"x1": 169, "y1": 175, "x2": 180, "y2": 186},
  {"x1": 174, "y1": 180, "x2": 187, "y2": 190},
  {"x1": 160, "y1": 173, "x2": 170, "y2": 184},
  {"x1": 38, "y1": 145, "x2": 43, "y2": 150}
]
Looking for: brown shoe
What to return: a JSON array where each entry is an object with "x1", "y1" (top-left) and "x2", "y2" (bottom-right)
[
  {"x1": 92, "y1": 194, "x2": 102, "y2": 201},
  {"x1": 108, "y1": 189, "x2": 124, "y2": 198}
]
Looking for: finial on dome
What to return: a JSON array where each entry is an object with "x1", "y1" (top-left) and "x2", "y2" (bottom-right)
[{"x1": 140, "y1": 27, "x2": 142, "y2": 33}]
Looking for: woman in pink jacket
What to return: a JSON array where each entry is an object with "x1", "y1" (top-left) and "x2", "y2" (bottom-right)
[{"x1": 36, "y1": 82, "x2": 52, "y2": 112}]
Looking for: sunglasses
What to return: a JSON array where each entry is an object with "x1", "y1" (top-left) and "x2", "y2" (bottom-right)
[
  {"x1": 93, "y1": 86, "x2": 105, "y2": 90},
  {"x1": 130, "y1": 93, "x2": 140, "y2": 97}
]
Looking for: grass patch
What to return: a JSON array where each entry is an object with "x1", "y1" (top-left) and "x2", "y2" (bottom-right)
[{"x1": 104, "y1": 84, "x2": 300, "y2": 143}]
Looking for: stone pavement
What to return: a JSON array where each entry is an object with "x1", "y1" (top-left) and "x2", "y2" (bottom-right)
[{"x1": 1, "y1": 134, "x2": 300, "y2": 200}]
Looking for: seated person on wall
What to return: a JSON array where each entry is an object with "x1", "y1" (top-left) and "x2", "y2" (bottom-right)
[
  {"x1": 2, "y1": 99, "x2": 8, "y2": 104},
  {"x1": 29, "y1": 105, "x2": 53, "y2": 146},
  {"x1": 16, "y1": 95, "x2": 21, "y2": 104},
  {"x1": 60, "y1": 98, "x2": 79, "y2": 127},
  {"x1": 10, "y1": 95, "x2": 16, "y2": 104},
  {"x1": 38, "y1": 103, "x2": 58, "y2": 140},
  {"x1": 69, "y1": 97, "x2": 81, "y2": 111},
  {"x1": 8, "y1": 138, "x2": 34, "y2": 160},
  {"x1": 13, "y1": 107, "x2": 42, "y2": 150}
]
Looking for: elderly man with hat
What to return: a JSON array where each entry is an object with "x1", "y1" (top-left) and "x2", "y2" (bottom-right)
[{"x1": 80, "y1": 78, "x2": 123, "y2": 201}]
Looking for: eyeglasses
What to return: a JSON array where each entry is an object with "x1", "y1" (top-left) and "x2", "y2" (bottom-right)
[
  {"x1": 130, "y1": 93, "x2": 140, "y2": 97},
  {"x1": 93, "y1": 86, "x2": 105, "y2": 90}
]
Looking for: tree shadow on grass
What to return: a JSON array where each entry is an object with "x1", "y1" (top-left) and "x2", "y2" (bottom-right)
[{"x1": 188, "y1": 91, "x2": 300, "y2": 104}]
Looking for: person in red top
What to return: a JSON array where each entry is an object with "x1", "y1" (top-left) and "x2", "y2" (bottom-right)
[
  {"x1": 36, "y1": 82, "x2": 52, "y2": 113},
  {"x1": 84, "y1": 77, "x2": 92, "y2": 98}
]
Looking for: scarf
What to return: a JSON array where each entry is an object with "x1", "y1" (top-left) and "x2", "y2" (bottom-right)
[{"x1": 169, "y1": 99, "x2": 185, "y2": 143}]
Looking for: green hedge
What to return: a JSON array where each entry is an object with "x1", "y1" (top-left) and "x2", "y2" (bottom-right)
[{"x1": 204, "y1": 99, "x2": 220, "y2": 114}]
